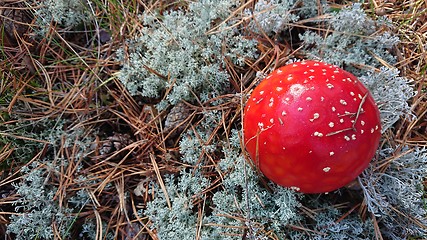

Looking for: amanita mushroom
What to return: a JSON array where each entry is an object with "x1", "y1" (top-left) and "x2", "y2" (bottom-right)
[{"x1": 243, "y1": 60, "x2": 381, "y2": 193}]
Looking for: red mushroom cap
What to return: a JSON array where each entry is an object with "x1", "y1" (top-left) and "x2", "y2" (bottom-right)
[{"x1": 243, "y1": 60, "x2": 381, "y2": 193}]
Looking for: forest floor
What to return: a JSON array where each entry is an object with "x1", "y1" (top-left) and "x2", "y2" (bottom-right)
[{"x1": 1, "y1": 0, "x2": 426, "y2": 239}]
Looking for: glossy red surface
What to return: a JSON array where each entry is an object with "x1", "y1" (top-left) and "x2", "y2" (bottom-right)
[{"x1": 243, "y1": 60, "x2": 381, "y2": 193}]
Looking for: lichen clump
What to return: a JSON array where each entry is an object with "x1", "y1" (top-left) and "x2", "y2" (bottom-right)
[{"x1": 116, "y1": 0, "x2": 257, "y2": 109}]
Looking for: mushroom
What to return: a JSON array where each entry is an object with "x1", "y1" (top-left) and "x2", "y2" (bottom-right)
[{"x1": 243, "y1": 60, "x2": 381, "y2": 193}]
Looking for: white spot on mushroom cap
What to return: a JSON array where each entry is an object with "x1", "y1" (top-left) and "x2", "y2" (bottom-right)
[
  {"x1": 281, "y1": 111, "x2": 287, "y2": 116},
  {"x1": 270, "y1": 118, "x2": 274, "y2": 124},
  {"x1": 306, "y1": 97, "x2": 312, "y2": 101},
  {"x1": 329, "y1": 152, "x2": 334, "y2": 156},
  {"x1": 344, "y1": 136, "x2": 350, "y2": 141},
  {"x1": 289, "y1": 84, "x2": 307, "y2": 97},
  {"x1": 276, "y1": 86, "x2": 283, "y2": 92},
  {"x1": 340, "y1": 99, "x2": 347, "y2": 105},
  {"x1": 290, "y1": 186, "x2": 300, "y2": 191},
  {"x1": 260, "y1": 90, "x2": 264, "y2": 95},
  {"x1": 298, "y1": 107, "x2": 303, "y2": 111},
  {"x1": 269, "y1": 97, "x2": 274, "y2": 107},
  {"x1": 314, "y1": 131, "x2": 324, "y2": 137},
  {"x1": 323, "y1": 167, "x2": 331, "y2": 172},
  {"x1": 329, "y1": 122, "x2": 334, "y2": 128},
  {"x1": 351, "y1": 134, "x2": 356, "y2": 140},
  {"x1": 310, "y1": 113, "x2": 320, "y2": 122}
]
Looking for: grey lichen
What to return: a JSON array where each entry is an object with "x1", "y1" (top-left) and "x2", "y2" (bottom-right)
[
  {"x1": 244, "y1": 0, "x2": 300, "y2": 34},
  {"x1": 300, "y1": 3, "x2": 399, "y2": 74},
  {"x1": 116, "y1": 0, "x2": 257, "y2": 109},
  {"x1": 359, "y1": 147, "x2": 427, "y2": 239},
  {"x1": 145, "y1": 126, "x2": 300, "y2": 239},
  {"x1": 144, "y1": 171, "x2": 210, "y2": 240},
  {"x1": 5, "y1": 121, "x2": 100, "y2": 239},
  {"x1": 360, "y1": 67, "x2": 415, "y2": 132},
  {"x1": 33, "y1": 0, "x2": 92, "y2": 28},
  {"x1": 299, "y1": 3, "x2": 413, "y2": 132},
  {"x1": 7, "y1": 162, "x2": 74, "y2": 239}
]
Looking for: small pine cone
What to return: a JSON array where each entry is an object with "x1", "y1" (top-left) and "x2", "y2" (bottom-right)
[
  {"x1": 164, "y1": 101, "x2": 192, "y2": 137},
  {"x1": 99, "y1": 133, "x2": 132, "y2": 156}
]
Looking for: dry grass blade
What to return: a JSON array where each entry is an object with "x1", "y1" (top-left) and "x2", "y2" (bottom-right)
[{"x1": 149, "y1": 153, "x2": 171, "y2": 209}]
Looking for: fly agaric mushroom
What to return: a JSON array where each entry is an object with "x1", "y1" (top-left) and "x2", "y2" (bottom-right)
[{"x1": 243, "y1": 60, "x2": 381, "y2": 193}]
